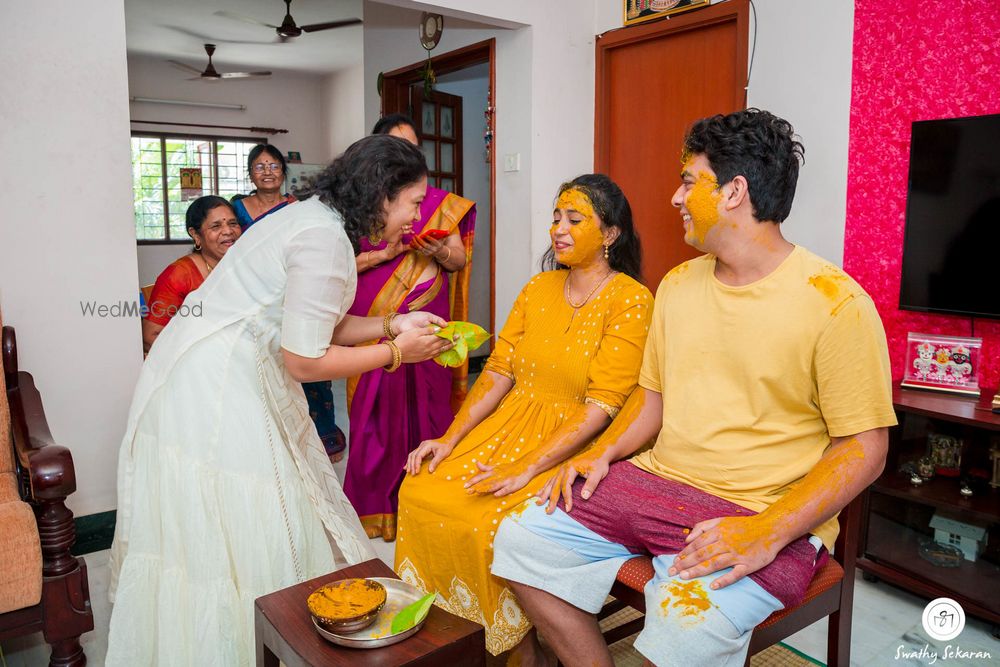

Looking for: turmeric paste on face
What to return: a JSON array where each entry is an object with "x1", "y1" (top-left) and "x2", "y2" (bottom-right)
[
  {"x1": 685, "y1": 171, "x2": 722, "y2": 244},
  {"x1": 307, "y1": 578, "x2": 386, "y2": 622}
]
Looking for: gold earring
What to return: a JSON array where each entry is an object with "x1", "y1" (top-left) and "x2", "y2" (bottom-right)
[
  {"x1": 603, "y1": 243, "x2": 609, "y2": 260},
  {"x1": 369, "y1": 229, "x2": 383, "y2": 244},
  {"x1": 194, "y1": 242, "x2": 202, "y2": 251}
]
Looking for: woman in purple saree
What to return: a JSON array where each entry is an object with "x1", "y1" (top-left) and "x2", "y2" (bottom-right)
[{"x1": 344, "y1": 115, "x2": 476, "y2": 540}]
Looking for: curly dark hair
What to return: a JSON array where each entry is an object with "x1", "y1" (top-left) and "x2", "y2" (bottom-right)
[
  {"x1": 683, "y1": 108, "x2": 805, "y2": 223},
  {"x1": 541, "y1": 174, "x2": 642, "y2": 281},
  {"x1": 293, "y1": 135, "x2": 427, "y2": 252}
]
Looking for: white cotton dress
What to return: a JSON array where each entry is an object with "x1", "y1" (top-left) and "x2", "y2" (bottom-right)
[{"x1": 106, "y1": 197, "x2": 375, "y2": 666}]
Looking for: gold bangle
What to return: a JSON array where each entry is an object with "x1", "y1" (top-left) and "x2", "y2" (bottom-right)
[
  {"x1": 383, "y1": 340, "x2": 402, "y2": 373},
  {"x1": 383, "y1": 312, "x2": 398, "y2": 340},
  {"x1": 436, "y1": 246, "x2": 452, "y2": 264}
]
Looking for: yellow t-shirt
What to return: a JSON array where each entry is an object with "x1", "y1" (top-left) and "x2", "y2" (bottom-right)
[{"x1": 630, "y1": 246, "x2": 897, "y2": 549}]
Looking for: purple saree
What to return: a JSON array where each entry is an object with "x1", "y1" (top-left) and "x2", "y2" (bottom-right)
[{"x1": 343, "y1": 186, "x2": 476, "y2": 540}]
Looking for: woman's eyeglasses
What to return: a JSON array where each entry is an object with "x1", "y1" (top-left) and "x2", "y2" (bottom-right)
[{"x1": 252, "y1": 163, "x2": 283, "y2": 173}]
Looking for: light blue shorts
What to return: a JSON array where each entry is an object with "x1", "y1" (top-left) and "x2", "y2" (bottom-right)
[{"x1": 492, "y1": 502, "x2": 789, "y2": 667}]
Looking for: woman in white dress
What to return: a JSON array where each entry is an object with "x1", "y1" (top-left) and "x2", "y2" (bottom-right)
[{"x1": 107, "y1": 135, "x2": 451, "y2": 666}]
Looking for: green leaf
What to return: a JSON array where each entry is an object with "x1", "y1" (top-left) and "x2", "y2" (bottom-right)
[
  {"x1": 434, "y1": 321, "x2": 490, "y2": 368},
  {"x1": 390, "y1": 592, "x2": 437, "y2": 635}
]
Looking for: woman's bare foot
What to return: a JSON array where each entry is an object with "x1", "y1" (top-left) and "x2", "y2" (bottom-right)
[{"x1": 328, "y1": 451, "x2": 344, "y2": 464}]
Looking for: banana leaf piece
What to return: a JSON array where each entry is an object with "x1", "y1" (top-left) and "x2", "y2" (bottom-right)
[
  {"x1": 390, "y1": 591, "x2": 437, "y2": 635},
  {"x1": 434, "y1": 321, "x2": 490, "y2": 368}
]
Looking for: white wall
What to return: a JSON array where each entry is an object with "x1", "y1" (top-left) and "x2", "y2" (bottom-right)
[
  {"x1": 128, "y1": 55, "x2": 358, "y2": 284},
  {"x1": 127, "y1": 56, "x2": 329, "y2": 164},
  {"x1": 0, "y1": 1, "x2": 142, "y2": 516},
  {"x1": 744, "y1": 0, "x2": 854, "y2": 266},
  {"x1": 594, "y1": 0, "x2": 855, "y2": 266},
  {"x1": 435, "y1": 64, "x2": 493, "y2": 343},
  {"x1": 322, "y1": 63, "x2": 368, "y2": 158},
  {"x1": 365, "y1": 0, "x2": 597, "y2": 321}
]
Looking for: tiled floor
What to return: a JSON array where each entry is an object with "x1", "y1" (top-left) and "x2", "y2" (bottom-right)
[{"x1": 3, "y1": 379, "x2": 997, "y2": 665}]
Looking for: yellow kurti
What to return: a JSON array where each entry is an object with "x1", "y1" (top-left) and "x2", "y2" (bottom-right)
[{"x1": 395, "y1": 270, "x2": 652, "y2": 655}]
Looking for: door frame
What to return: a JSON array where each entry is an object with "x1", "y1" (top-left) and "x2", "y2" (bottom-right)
[
  {"x1": 594, "y1": 0, "x2": 749, "y2": 171},
  {"x1": 381, "y1": 39, "x2": 497, "y2": 338}
]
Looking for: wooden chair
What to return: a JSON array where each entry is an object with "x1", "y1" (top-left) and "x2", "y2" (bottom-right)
[
  {"x1": 0, "y1": 324, "x2": 93, "y2": 666},
  {"x1": 599, "y1": 495, "x2": 863, "y2": 667}
]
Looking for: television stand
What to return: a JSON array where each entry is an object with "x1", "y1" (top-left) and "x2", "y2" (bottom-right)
[{"x1": 857, "y1": 383, "x2": 1000, "y2": 633}]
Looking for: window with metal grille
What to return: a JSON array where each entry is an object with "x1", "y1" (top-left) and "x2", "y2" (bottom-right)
[{"x1": 131, "y1": 132, "x2": 264, "y2": 242}]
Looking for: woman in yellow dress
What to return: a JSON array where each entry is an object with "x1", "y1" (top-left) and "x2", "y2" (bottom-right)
[{"x1": 396, "y1": 174, "x2": 652, "y2": 663}]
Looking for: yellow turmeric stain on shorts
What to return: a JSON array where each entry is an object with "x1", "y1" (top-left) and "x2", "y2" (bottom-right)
[{"x1": 661, "y1": 580, "x2": 712, "y2": 619}]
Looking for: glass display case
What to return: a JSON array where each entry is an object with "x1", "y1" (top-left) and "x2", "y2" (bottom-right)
[{"x1": 858, "y1": 384, "x2": 1000, "y2": 629}]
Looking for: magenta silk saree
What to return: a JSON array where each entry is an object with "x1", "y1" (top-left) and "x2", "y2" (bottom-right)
[{"x1": 343, "y1": 186, "x2": 476, "y2": 540}]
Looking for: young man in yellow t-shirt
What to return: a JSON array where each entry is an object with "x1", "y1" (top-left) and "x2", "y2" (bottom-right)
[{"x1": 492, "y1": 109, "x2": 897, "y2": 667}]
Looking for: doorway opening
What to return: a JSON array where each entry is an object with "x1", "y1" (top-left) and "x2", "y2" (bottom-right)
[{"x1": 380, "y1": 40, "x2": 496, "y2": 353}]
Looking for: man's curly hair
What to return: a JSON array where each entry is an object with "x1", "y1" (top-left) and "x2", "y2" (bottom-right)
[{"x1": 683, "y1": 108, "x2": 805, "y2": 223}]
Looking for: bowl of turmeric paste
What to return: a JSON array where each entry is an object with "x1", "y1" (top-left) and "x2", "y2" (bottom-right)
[{"x1": 307, "y1": 578, "x2": 388, "y2": 633}]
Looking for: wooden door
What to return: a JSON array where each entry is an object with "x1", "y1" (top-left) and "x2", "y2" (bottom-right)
[
  {"x1": 595, "y1": 0, "x2": 749, "y2": 288},
  {"x1": 411, "y1": 88, "x2": 464, "y2": 195}
]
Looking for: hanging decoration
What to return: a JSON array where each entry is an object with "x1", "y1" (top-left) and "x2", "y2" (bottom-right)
[
  {"x1": 418, "y1": 13, "x2": 443, "y2": 100},
  {"x1": 483, "y1": 86, "x2": 494, "y2": 164}
]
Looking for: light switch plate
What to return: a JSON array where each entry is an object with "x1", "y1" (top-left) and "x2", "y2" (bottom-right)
[{"x1": 503, "y1": 153, "x2": 521, "y2": 172}]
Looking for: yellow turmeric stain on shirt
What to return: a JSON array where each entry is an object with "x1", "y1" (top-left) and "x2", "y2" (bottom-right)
[{"x1": 807, "y1": 272, "x2": 848, "y2": 301}]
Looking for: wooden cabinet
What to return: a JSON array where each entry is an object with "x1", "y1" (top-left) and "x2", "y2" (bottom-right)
[{"x1": 857, "y1": 383, "x2": 1000, "y2": 628}]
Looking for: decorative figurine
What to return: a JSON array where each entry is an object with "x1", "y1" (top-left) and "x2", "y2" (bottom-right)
[
  {"x1": 928, "y1": 432, "x2": 962, "y2": 474},
  {"x1": 917, "y1": 456, "x2": 936, "y2": 480}
]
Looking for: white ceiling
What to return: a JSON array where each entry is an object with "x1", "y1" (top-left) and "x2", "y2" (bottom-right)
[{"x1": 124, "y1": 0, "x2": 365, "y2": 75}]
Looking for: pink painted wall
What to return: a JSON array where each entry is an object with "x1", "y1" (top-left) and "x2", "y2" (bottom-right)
[{"x1": 844, "y1": 1, "x2": 1000, "y2": 389}]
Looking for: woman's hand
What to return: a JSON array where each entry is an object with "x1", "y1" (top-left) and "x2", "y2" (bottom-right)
[
  {"x1": 465, "y1": 461, "x2": 535, "y2": 498},
  {"x1": 535, "y1": 448, "x2": 612, "y2": 514},
  {"x1": 406, "y1": 438, "x2": 455, "y2": 475},
  {"x1": 393, "y1": 311, "x2": 448, "y2": 335},
  {"x1": 410, "y1": 234, "x2": 447, "y2": 258},
  {"x1": 382, "y1": 237, "x2": 410, "y2": 261},
  {"x1": 393, "y1": 326, "x2": 454, "y2": 363}
]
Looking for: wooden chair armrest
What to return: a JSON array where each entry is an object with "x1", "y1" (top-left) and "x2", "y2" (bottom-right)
[{"x1": 8, "y1": 371, "x2": 77, "y2": 502}]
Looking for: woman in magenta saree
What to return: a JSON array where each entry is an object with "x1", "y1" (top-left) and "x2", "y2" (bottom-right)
[{"x1": 344, "y1": 185, "x2": 476, "y2": 540}]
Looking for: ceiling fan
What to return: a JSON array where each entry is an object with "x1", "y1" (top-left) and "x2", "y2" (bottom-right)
[
  {"x1": 168, "y1": 44, "x2": 272, "y2": 81},
  {"x1": 215, "y1": 0, "x2": 363, "y2": 41}
]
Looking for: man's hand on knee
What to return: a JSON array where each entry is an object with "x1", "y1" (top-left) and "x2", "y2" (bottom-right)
[{"x1": 668, "y1": 515, "x2": 784, "y2": 589}]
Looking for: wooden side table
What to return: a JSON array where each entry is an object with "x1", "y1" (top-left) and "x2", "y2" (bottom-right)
[{"x1": 255, "y1": 559, "x2": 485, "y2": 666}]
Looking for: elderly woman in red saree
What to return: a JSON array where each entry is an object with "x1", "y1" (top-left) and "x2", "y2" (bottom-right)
[{"x1": 343, "y1": 114, "x2": 477, "y2": 541}]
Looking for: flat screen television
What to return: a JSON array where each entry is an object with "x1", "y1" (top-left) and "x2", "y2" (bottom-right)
[{"x1": 898, "y1": 112, "x2": 1000, "y2": 319}]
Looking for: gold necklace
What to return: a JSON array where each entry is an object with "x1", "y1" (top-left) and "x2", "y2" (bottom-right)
[
  {"x1": 564, "y1": 269, "x2": 614, "y2": 309},
  {"x1": 204, "y1": 256, "x2": 216, "y2": 273}
]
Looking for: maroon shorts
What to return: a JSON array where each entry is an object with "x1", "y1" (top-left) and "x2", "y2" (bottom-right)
[{"x1": 559, "y1": 461, "x2": 827, "y2": 608}]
